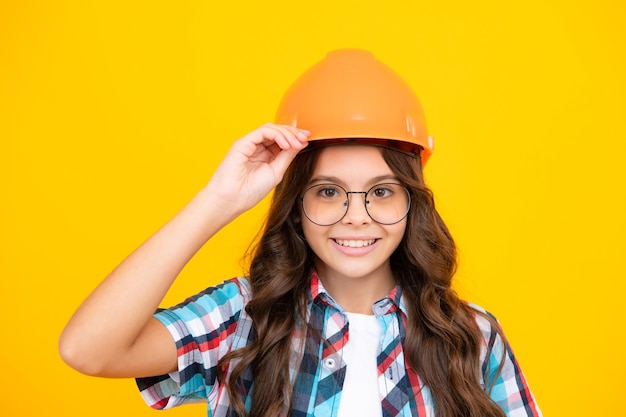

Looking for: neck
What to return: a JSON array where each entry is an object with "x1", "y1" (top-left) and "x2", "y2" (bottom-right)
[{"x1": 315, "y1": 264, "x2": 395, "y2": 315}]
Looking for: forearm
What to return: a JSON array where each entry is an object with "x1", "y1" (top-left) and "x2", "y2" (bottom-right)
[
  {"x1": 59, "y1": 184, "x2": 243, "y2": 374},
  {"x1": 59, "y1": 124, "x2": 308, "y2": 376}
]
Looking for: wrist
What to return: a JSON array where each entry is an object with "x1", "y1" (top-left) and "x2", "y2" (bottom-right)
[{"x1": 194, "y1": 183, "x2": 248, "y2": 222}]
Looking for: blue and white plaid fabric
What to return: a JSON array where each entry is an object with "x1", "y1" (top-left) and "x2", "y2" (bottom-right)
[{"x1": 137, "y1": 271, "x2": 541, "y2": 417}]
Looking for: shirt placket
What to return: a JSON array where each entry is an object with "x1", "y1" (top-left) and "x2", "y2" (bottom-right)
[
  {"x1": 313, "y1": 301, "x2": 348, "y2": 417},
  {"x1": 374, "y1": 299, "x2": 431, "y2": 417}
]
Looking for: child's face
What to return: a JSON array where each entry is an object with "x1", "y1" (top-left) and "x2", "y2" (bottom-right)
[{"x1": 301, "y1": 145, "x2": 407, "y2": 288}]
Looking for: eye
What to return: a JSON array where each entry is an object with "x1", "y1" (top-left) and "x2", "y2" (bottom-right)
[
  {"x1": 370, "y1": 185, "x2": 395, "y2": 199},
  {"x1": 315, "y1": 185, "x2": 343, "y2": 199}
]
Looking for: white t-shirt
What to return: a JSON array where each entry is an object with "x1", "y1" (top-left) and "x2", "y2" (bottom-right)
[{"x1": 337, "y1": 312, "x2": 383, "y2": 417}]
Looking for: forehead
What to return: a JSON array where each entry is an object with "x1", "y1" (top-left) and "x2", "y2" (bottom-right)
[{"x1": 311, "y1": 145, "x2": 394, "y2": 184}]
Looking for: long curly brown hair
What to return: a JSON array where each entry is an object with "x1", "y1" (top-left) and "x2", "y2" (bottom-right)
[{"x1": 217, "y1": 146, "x2": 506, "y2": 417}]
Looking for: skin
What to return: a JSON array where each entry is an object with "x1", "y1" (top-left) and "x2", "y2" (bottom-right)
[
  {"x1": 58, "y1": 123, "x2": 309, "y2": 378},
  {"x1": 58, "y1": 127, "x2": 405, "y2": 380},
  {"x1": 301, "y1": 145, "x2": 407, "y2": 314}
]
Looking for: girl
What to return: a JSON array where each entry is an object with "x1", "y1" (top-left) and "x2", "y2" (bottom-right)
[{"x1": 60, "y1": 49, "x2": 542, "y2": 417}]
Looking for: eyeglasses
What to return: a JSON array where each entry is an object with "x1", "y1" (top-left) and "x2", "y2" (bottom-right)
[{"x1": 301, "y1": 183, "x2": 411, "y2": 226}]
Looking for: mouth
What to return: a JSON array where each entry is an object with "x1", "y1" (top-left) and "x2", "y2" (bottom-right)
[{"x1": 333, "y1": 238, "x2": 377, "y2": 248}]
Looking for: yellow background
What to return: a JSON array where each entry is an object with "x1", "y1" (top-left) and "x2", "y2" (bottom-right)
[{"x1": 1, "y1": 1, "x2": 624, "y2": 416}]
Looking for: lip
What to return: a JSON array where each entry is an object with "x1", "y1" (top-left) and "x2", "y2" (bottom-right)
[{"x1": 331, "y1": 237, "x2": 380, "y2": 256}]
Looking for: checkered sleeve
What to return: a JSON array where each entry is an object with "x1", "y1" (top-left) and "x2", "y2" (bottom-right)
[
  {"x1": 473, "y1": 305, "x2": 543, "y2": 417},
  {"x1": 136, "y1": 278, "x2": 248, "y2": 410}
]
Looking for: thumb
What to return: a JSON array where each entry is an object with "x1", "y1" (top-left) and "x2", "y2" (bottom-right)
[{"x1": 269, "y1": 147, "x2": 301, "y2": 184}]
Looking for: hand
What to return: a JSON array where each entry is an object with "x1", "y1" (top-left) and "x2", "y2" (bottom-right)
[{"x1": 206, "y1": 123, "x2": 310, "y2": 212}]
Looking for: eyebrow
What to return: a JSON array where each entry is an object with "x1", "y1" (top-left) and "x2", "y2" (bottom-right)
[{"x1": 308, "y1": 174, "x2": 400, "y2": 185}]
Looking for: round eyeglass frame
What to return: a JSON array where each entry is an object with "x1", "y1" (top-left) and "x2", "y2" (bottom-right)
[{"x1": 300, "y1": 182, "x2": 412, "y2": 226}]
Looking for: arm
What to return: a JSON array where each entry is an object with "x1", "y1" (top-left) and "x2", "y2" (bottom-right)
[
  {"x1": 58, "y1": 123, "x2": 309, "y2": 378},
  {"x1": 474, "y1": 308, "x2": 542, "y2": 417}
]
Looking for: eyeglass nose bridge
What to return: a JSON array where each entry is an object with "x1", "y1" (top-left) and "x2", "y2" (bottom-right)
[
  {"x1": 345, "y1": 189, "x2": 366, "y2": 205},
  {"x1": 341, "y1": 190, "x2": 375, "y2": 223}
]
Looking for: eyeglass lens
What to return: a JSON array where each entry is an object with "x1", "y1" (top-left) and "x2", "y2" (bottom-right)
[{"x1": 301, "y1": 183, "x2": 410, "y2": 226}]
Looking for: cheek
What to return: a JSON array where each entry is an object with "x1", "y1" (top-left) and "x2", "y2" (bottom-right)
[
  {"x1": 389, "y1": 220, "x2": 408, "y2": 245},
  {"x1": 301, "y1": 220, "x2": 320, "y2": 243},
  {"x1": 301, "y1": 221, "x2": 332, "y2": 259}
]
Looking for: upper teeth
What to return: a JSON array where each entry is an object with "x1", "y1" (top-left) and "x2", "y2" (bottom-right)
[{"x1": 335, "y1": 239, "x2": 376, "y2": 248}]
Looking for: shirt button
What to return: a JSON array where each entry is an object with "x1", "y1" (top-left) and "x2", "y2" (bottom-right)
[{"x1": 324, "y1": 357, "x2": 337, "y2": 369}]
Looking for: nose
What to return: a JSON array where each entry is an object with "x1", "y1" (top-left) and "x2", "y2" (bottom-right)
[{"x1": 341, "y1": 192, "x2": 371, "y2": 225}]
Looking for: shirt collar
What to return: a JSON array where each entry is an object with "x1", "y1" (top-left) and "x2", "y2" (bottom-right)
[{"x1": 309, "y1": 269, "x2": 408, "y2": 317}]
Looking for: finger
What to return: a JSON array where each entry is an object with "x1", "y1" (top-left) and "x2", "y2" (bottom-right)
[
  {"x1": 269, "y1": 146, "x2": 300, "y2": 179},
  {"x1": 262, "y1": 123, "x2": 310, "y2": 151},
  {"x1": 234, "y1": 124, "x2": 309, "y2": 162},
  {"x1": 233, "y1": 126, "x2": 283, "y2": 158},
  {"x1": 277, "y1": 124, "x2": 310, "y2": 149}
]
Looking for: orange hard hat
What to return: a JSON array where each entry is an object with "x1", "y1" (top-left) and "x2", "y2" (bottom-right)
[{"x1": 275, "y1": 49, "x2": 433, "y2": 165}]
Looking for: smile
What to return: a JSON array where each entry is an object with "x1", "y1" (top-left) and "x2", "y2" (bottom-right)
[{"x1": 334, "y1": 239, "x2": 377, "y2": 248}]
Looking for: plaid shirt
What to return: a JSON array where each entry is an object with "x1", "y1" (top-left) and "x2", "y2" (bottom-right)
[{"x1": 137, "y1": 271, "x2": 541, "y2": 417}]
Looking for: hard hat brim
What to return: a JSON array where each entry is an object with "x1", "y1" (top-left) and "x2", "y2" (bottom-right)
[{"x1": 300, "y1": 137, "x2": 427, "y2": 161}]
